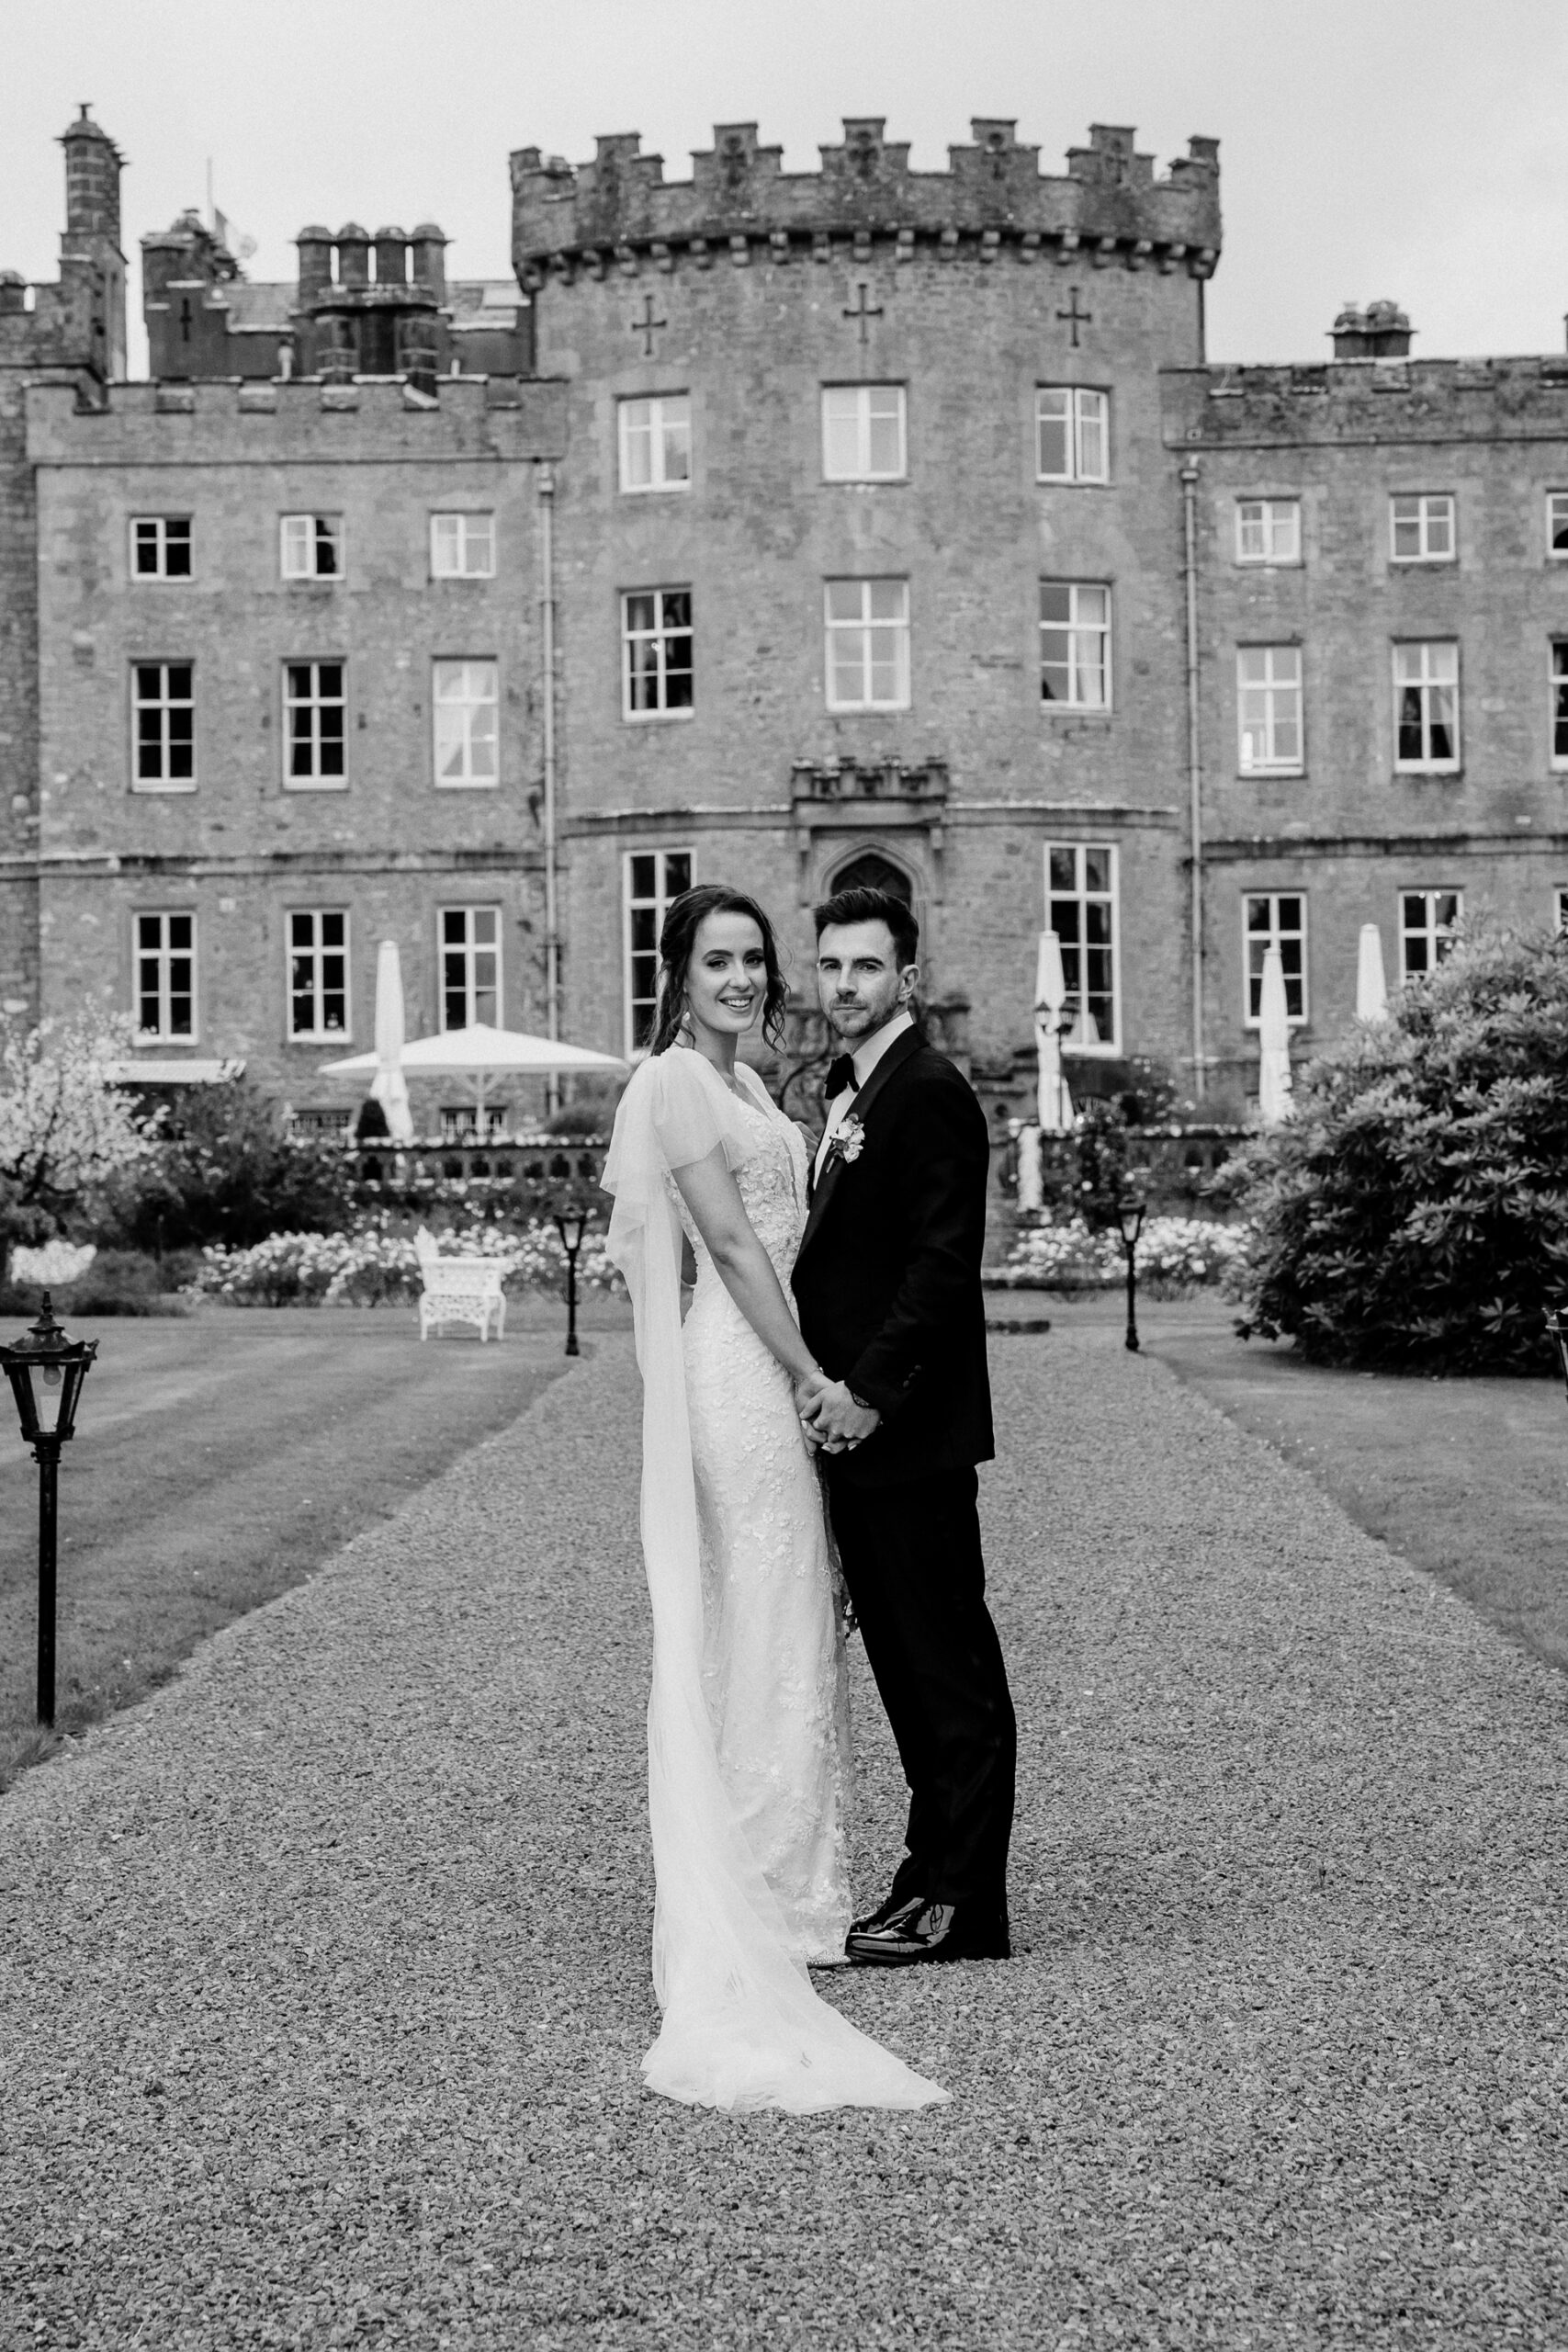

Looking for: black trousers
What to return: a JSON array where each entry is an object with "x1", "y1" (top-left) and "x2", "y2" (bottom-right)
[{"x1": 827, "y1": 1467, "x2": 1016, "y2": 1916}]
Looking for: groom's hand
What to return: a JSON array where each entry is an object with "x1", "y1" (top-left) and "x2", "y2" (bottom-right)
[{"x1": 803, "y1": 1378, "x2": 881, "y2": 1452}]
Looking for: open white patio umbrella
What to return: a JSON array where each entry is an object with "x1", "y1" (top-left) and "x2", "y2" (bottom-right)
[
  {"x1": 1356, "y1": 922, "x2": 1390, "y2": 1023},
  {"x1": 1033, "y1": 929, "x2": 1074, "y2": 1132},
  {"x1": 368, "y1": 939, "x2": 414, "y2": 1144},
  {"x1": 321, "y1": 1022, "x2": 628, "y2": 1125},
  {"x1": 1258, "y1": 945, "x2": 1294, "y2": 1126}
]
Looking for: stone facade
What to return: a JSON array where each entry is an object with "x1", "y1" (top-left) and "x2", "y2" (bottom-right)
[
  {"x1": 4, "y1": 109, "x2": 1567, "y2": 1136},
  {"x1": 519, "y1": 119, "x2": 1219, "y2": 1140},
  {"x1": 28, "y1": 373, "x2": 565, "y2": 1124},
  {"x1": 1163, "y1": 355, "x2": 1568, "y2": 1098}
]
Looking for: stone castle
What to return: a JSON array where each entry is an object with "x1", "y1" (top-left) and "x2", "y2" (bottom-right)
[{"x1": 3, "y1": 108, "x2": 1565, "y2": 1141}]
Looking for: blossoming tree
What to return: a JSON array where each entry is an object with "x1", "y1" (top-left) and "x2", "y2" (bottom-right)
[{"x1": 0, "y1": 1013, "x2": 154, "y2": 1268}]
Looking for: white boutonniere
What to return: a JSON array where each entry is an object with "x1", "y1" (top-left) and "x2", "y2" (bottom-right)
[{"x1": 827, "y1": 1114, "x2": 866, "y2": 1168}]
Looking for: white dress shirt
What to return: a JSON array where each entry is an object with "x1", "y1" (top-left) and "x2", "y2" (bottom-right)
[{"x1": 813, "y1": 1008, "x2": 915, "y2": 1186}]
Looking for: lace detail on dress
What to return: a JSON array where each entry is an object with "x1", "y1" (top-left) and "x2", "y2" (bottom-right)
[{"x1": 669, "y1": 1079, "x2": 853, "y2": 1962}]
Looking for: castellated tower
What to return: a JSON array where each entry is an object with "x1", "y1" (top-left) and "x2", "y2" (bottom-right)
[{"x1": 510, "y1": 118, "x2": 1222, "y2": 1103}]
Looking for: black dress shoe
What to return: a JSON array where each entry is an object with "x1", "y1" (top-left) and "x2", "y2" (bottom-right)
[
  {"x1": 846, "y1": 1890, "x2": 922, "y2": 1940},
  {"x1": 846, "y1": 1898, "x2": 1011, "y2": 1967}
]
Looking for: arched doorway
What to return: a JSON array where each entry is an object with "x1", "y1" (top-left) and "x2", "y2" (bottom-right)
[{"x1": 827, "y1": 848, "x2": 914, "y2": 904}]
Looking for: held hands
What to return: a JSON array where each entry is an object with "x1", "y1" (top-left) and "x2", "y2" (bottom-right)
[{"x1": 795, "y1": 1371, "x2": 882, "y2": 1455}]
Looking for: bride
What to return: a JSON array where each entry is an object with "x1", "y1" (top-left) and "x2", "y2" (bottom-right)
[{"x1": 604, "y1": 882, "x2": 945, "y2": 2114}]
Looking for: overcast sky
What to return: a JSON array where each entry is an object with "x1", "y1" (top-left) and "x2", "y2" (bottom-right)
[{"x1": 7, "y1": 0, "x2": 1566, "y2": 373}]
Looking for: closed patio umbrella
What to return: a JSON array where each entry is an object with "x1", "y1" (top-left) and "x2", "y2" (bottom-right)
[
  {"x1": 369, "y1": 939, "x2": 414, "y2": 1144},
  {"x1": 1356, "y1": 922, "x2": 1389, "y2": 1023},
  {"x1": 1033, "y1": 929, "x2": 1074, "y2": 1132},
  {"x1": 1258, "y1": 945, "x2": 1294, "y2": 1126}
]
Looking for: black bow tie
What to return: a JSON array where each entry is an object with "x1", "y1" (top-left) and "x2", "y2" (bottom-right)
[{"x1": 824, "y1": 1055, "x2": 858, "y2": 1102}]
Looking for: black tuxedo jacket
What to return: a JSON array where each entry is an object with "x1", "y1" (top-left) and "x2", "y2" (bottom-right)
[{"x1": 791, "y1": 1028, "x2": 995, "y2": 1491}]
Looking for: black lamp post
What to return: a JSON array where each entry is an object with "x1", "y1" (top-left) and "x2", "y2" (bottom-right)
[
  {"x1": 0, "y1": 1292, "x2": 97, "y2": 1725},
  {"x1": 1116, "y1": 1201, "x2": 1147, "y2": 1355},
  {"x1": 553, "y1": 1208, "x2": 592, "y2": 1357},
  {"x1": 1547, "y1": 1306, "x2": 1568, "y2": 1405}
]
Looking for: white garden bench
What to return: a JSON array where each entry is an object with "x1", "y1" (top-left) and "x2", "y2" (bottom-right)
[{"x1": 413, "y1": 1227, "x2": 511, "y2": 1343}]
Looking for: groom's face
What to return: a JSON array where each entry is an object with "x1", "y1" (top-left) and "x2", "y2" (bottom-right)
[{"x1": 816, "y1": 920, "x2": 919, "y2": 1044}]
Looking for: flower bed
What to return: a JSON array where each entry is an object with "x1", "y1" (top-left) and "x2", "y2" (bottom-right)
[
  {"x1": 189, "y1": 1217, "x2": 625, "y2": 1308},
  {"x1": 990, "y1": 1213, "x2": 1248, "y2": 1294}
]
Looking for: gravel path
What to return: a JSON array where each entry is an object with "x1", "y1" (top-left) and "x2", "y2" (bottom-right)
[{"x1": 3, "y1": 1329, "x2": 1566, "y2": 2348}]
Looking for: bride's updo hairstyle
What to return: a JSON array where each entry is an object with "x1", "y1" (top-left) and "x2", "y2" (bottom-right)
[{"x1": 651, "y1": 884, "x2": 789, "y2": 1056}]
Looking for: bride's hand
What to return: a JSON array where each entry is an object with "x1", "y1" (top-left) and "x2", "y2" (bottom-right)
[{"x1": 795, "y1": 1369, "x2": 830, "y2": 1448}]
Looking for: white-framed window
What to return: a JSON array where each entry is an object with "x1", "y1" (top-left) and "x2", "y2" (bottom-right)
[
  {"x1": 618, "y1": 396, "x2": 692, "y2": 493},
  {"x1": 430, "y1": 512, "x2": 496, "y2": 577},
  {"x1": 1035, "y1": 388, "x2": 1109, "y2": 484},
  {"x1": 135, "y1": 911, "x2": 196, "y2": 1040},
  {"x1": 625, "y1": 848, "x2": 694, "y2": 1053},
  {"x1": 824, "y1": 578, "x2": 910, "y2": 710},
  {"x1": 280, "y1": 514, "x2": 344, "y2": 580},
  {"x1": 1044, "y1": 842, "x2": 1120, "y2": 1053},
  {"x1": 1551, "y1": 644, "x2": 1568, "y2": 767},
  {"x1": 1393, "y1": 640, "x2": 1460, "y2": 771},
  {"x1": 821, "y1": 385, "x2": 907, "y2": 481},
  {"x1": 440, "y1": 1105, "x2": 508, "y2": 1144},
  {"x1": 288, "y1": 910, "x2": 349, "y2": 1039},
  {"x1": 1244, "y1": 895, "x2": 1308, "y2": 1027},
  {"x1": 433, "y1": 658, "x2": 499, "y2": 785},
  {"x1": 1399, "y1": 890, "x2": 1462, "y2": 980},
  {"x1": 1547, "y1": 492, "x2": 1568, "y2": 560},
  {"x1": 623, "y1": 589, "x2": 694, "y2": 718},
  {"x1": 1040, "y1": 582, "x2": 1111, "y2": 708},
  {"x1": 285, "y1": 662, "x2": 346, "y2": 787},
  {"x1": 1237, "y1": 646, "x2": 1303, "y2": 774},
  {"x1": 130, "y1": 516, "x2": 191, "y2": 580},
  {"x1": 439, "y1": 906, "x2": 501, "y2": 1029},
  {"x1": 1390, "y1": 492, "x2": 1455, "y2": 564},
  {"x1": 1235, "y1": 500, "x2": 1301, "y2": 564},
  {"x1": 133, "y1": 662, "x2": 195, "y2": 789},
  {"x1": 290, "y1": 1106, "x2": 353, "y2": 1139}
]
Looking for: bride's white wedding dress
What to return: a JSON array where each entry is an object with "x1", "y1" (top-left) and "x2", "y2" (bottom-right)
[
  {"x1": 604, "y1": 1045, "x2": 945, "y2": 2113},
  {"x1": 676, "y1": 1073, "x2": 853, "y2": 1963}
]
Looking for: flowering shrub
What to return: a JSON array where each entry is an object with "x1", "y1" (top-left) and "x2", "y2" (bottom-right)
[
  {"x1": 1228, "y1": 928, "x2": 1568, "y2": 1369},
  {"x1": 191, "y1": 1216, "x2": 625, "y2": 1308},
  {"x1": 994, "y1": 1213, "x2": 1247, "y2": 1292},
  {"x1": 10, "y1": 1238, "x2": 98, "y2": 1287}
]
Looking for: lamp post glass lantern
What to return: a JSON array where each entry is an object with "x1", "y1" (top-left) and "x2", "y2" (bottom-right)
[{"x1": 0, "y1": 1291, "x2": 97, "y2": 1725}]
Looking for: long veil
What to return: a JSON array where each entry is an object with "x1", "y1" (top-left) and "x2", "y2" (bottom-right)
[{"x1": 603, "y1": 1047, "x2": 947, "y2": 2113}]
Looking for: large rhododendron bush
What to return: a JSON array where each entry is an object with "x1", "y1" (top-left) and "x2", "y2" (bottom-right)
[{"x1": 1228, "y1": 930, "x2": 1568, "y2": 1372}]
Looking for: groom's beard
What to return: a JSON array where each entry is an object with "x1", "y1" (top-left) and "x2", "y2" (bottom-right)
[{"x1": 823, "y1": 995, "x2": 903, "y2": 1044}]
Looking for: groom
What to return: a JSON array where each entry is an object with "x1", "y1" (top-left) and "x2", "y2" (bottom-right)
[{"x1": 792, "y1": 886, "x2": 1016, "y2": 1966}]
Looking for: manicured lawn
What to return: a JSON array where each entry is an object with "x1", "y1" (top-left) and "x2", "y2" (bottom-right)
[
  {"x1": 0, "y1": 1296, "x2": 626, "y2": 1789},
  {"x1": 1046, "y1": 1293, "x2": 1568, "y2": 1678}
]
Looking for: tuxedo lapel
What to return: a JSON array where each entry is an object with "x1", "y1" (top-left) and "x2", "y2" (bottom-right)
[{"x1": 796, "y1": 1027, "x2": 927, "y2": 1268}]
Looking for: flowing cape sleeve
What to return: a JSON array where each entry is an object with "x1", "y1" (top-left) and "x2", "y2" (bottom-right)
[{"x1": 601, "y1": 1050, "x2": 946, "y2": 2114}]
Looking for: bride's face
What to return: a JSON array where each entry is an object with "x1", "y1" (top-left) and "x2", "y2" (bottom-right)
[{"x1": 684, "y1": 911, "x2": 768, "y2": 1044}]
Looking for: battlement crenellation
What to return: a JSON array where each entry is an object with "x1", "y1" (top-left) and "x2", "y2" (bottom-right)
[
  {"x1": 1166, "y1": 350, "x2": 1568, "y2": 447},
  {"x1": 22, "y1": 373, "x2": 569, "y2": 466},
  {"x1": 511, "y1": 118, "x2": 1221, "y2": 286}
]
